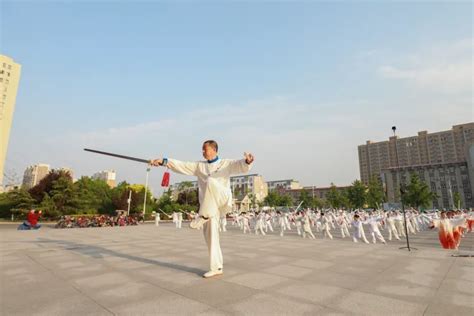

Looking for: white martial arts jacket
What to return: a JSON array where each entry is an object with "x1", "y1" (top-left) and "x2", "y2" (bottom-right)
[{"x1": 167, "y1": 157, "x2": 252, "y2": 215}]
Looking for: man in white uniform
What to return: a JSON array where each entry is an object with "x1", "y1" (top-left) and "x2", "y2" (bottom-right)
[{"x1": 150, "y1": 140, "x2": 254, "y2": 278}]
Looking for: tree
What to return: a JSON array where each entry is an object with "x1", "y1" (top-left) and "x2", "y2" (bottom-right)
[
  {"x1": 0, "y1": 188, "x2": 36, "y2": 218},
  {"x1": 339, "y1": 190, "x2": 352, "y2": 210},
  {"x1": 74, "y1": 176, "x2": 114, "y2": 214},
  {"x1": 453, "y1": 191, "x2": 461, "y2": 209},
  {"x1": 279, "y1": 194, "x2": 293, "y2": 207},
  {"x1": 263, "y1": 191, "x2": 281, "y2": 207},
  {"x1": 347, "y1": 180, "x2": 367, "y2": 210},
  {"x1": 326, "y1": 184, "x2": 342, "y2": 209},
  {"x1": 29, "y1": 169, "x2": 72, "y2": 203},
  {"x1": 176, "y1": 187, "x2": 198, "y2": 207},
  {"x1": 311, "y1": 196, "x2": 324, "y2": 209},
  {"x1": 49, "y1": 173, "x2": 77, "y2": 214},
  {"x1": 402, "y1": 173, "x2": 437, "y2": 210},
  {"x1": 367, "y1": 176, "x2": 385, "y2": 209},
  {"x1": 298, "y1": 189, "x2": 313, "y2": 208},
  {"x1": 156, "y1": 192, "x2": 181, "y2": 215},
  {"x1": 263, "y1": 191, "x2": 293, "y2": 207}
]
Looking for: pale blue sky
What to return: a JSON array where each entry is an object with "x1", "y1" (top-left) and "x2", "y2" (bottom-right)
[{"x1": 2, "y1": 1, "x2": 472, "y2": 195}]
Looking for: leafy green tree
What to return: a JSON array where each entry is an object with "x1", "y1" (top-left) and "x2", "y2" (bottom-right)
[
  {"x1": 0, "y1": 188, "x2": 36, "y2": 218},
  {"x1": 177, "y1": 188, "x2": 198, "y2": 206},
  {"x1": 264, "y1": 191, "x2": 281, "y2": 207},
  {"x1": 367, "y1": 176, "x2": 385, "y2": 209},
  {"x1": 326, "y1": 184, "x2": 342, "y2": 209},
  {"x1": 402, "y1": 173, "x2": 437, "y2": 209},
  {"x1": 298, "y1": 189, "x2": 313, "y2": 208},
  {"x1": 29, "y1": 169, "x2": 72, "y2": 203},
  {"x1": 453, "y1": 191, "x2": 461, "y2": 209},
  {"x1": 279, "y1": 194, "x2": 293, "y2": 207},
  {"x1": 263, "y1": 191, "x2": 293, "y2": 207},
  {"x1": 156, "y1": 192, "x2": 181, "y2": 215},
  {"x1": 339, "y1": 189, "x2": 352, "y2": 210},
  {"x1": 347, "y1": 180, "x2": 367, "y2": 210},
  {"x1": 311, "y1": 196, "x2": 324, "y2": 209},
  {"x1": 74, "y1": 177, "x2": 114, "y2": 214},
  {"x1": 49, "y1": 173, "x2": 77, "y2": 214}
]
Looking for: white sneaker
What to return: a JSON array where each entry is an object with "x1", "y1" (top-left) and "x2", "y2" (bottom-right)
[
  {"x1": 190, "y1": 217, "x2": 209, "y2": 229},
  {"x1": 203, "y1": 269, "x2": 223, "y2": 278}
]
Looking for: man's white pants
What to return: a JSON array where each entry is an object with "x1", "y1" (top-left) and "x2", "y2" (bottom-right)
[
  {"x1": 199, "y1": 179, "x2": 229, "y2": 271},
  {"x1": 203, "y1": 218, "x2": 223, "y2": 272}
]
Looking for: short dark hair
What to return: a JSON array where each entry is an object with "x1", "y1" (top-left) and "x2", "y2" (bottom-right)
[{"x1": 203, "y1": 140, "x2": 218, "y2": 152}]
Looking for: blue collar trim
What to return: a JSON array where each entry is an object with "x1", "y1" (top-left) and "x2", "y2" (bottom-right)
[{"x1": 207, "y1": 156, "x2": 219, "y2": 164}]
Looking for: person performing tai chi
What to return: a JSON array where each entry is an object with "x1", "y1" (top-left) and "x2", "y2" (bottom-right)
[{"x1": 150, "y1": 140, "x2": 254, "y2": 278}]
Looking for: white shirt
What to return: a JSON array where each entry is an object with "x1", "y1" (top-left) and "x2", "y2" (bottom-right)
[{"x1": 167, "y1": 157, "x2": 252, "y2": 213}]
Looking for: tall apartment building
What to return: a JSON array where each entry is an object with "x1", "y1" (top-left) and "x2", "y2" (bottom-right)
[
  {"x1": 22, "y1": 164, "x2": 50, "y2": 189},
  {"x1": 92, "y1": 170, "x2": 117, "y2": 188},
  {"x1": 358, "y1": 123, "x2": 474, "y2": 184},
  {"x1": 0, "y1": 55, "x2": 22, "y2": 185}
]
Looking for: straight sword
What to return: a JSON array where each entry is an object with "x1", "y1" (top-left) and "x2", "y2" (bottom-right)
[{"x1": 84, "y1": 148, "x2": 151, "y2": 164}]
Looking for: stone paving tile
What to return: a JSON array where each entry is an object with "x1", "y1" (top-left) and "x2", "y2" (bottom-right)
[
  {"x1": 172, "y1": 280, "x2": 259, "y2": 307},
  {"x1": 110, "y1": 292, "x2": 212, "y2": 315},
  {"x1": 332, "y1": 291, "x2": 427, "y2": 315},
  {"x1": 264, "y1": 264, "x2": 313, "y2": 279},
  {"x1": 277, "y1": 281, "x2": 351, "y2": 307},
  {"x1": 225, "y1": 272, "x2": 292, "y2": 290},
  {"x1": 437, "y1": 278, "x2": 474, "y2": 296},
  {"x1": 221, "y1": 292, "x2": 321, "y2": 315}
]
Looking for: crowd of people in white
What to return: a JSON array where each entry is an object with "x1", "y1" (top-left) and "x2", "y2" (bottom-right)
[{"x1": 156, "y1": 208, "x2": 473, "y2": 250}]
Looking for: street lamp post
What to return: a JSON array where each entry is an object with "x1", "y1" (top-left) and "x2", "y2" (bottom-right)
[
  {"x1": 127, "y1": 190, "x2": 132, "y2": 216},
  {"x1": 393, "y1": 126, "x2": 416, "y2": 251},
  {"x1": 142, "y1": 167, "x2": 150, "y2": 221}
]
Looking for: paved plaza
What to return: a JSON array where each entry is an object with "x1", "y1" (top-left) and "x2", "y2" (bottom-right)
[{"x1": 1, "y1": 222, "x2": 473, "y2": 315}]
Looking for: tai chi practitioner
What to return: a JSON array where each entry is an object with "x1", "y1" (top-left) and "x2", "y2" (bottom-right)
[
  {"x1": 219, "y1": 215, "x2": 227, "y2": 232},
  {"x1": 302, "y1": 212, "x2": 316, "y2": 239},
  {"x1": 430, "y1": 211, "x2": 467, "y2": 250},
  {"x1": 277, "y1": 211, "x2": 287, "y2": 237},
  {"x1": 365, "y1": 215, "x2": 386, "y2": 244},
  {"x1": 320, "y1": 213, "x2": 333, "y2": 239},
  {"x1": 264, "y1": 212, "x2": 274, "y2": 233},
  {"x1": 335, "y1": 211, "x2": 350, "y2": 238},
  {"x1": 154, "y1": 212, "x2": 160, "y2": 227},
  {"x1": 177, "y1": 212, "x2": 183, "y2": 229},
  {"x1": 351, "y1": 214, "x2": 370, "y2": 244},
  {"x1": 242, "y1": 213, "x2": 251, "y2": 234},
  {"x1": 255, "y1": 212, "x2": 266, "y2": 236},
  {"x1": 385, "y1": 212, "x2": 400, "y2": 241},
  {"x1": 394, "y1": 212, "x2": 406, "y2": 237},
  {"x1": 150, "y1": 140, "x2": 254, "y2": 278},
  {"x1": 172, "y1": 212, "x2": 179, "y2": 228},
  {"x1": 295, "y1": 212, "x2": 303, "y2": 236}
]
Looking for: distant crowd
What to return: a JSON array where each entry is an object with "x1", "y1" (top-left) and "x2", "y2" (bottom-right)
[{"x1": 55, "y1": 214, "x2": 141, "y2": 228}]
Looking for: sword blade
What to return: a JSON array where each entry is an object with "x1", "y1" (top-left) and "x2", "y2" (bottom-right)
[{"x1": 84, "y1": 148, "x2": 150, "y2": 164}]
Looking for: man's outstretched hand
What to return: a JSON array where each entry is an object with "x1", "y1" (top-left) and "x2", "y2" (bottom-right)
[
  {"x1": 149, "y1": 159, "x2": 163, "y2": 167},
  {"x1": 244, "y1": 152, "x2": 255, "y2": 164}
]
